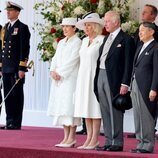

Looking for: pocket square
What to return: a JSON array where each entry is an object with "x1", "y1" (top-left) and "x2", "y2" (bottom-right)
[
  {"x1": 117, "y1": 44, "x2": 122, "y2": 47},
  {"x1": 145, "y1": 52, "x2": 149, "y2": 55}
]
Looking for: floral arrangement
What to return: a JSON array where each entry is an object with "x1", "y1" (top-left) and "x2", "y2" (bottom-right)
[
  {"x1": 34, "y1": 0, "x2": 138, "y2": 62},
  {"x1": 121, "y1": 20, "x2": 139, "y2": 36}
]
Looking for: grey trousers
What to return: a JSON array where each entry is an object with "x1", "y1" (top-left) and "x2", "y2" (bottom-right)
[
  {"x1": 97, "y1": 69, "x2": 124, "y2": 146},
  {"x1": 131, "y1": 79, "x2": 155, "y2": 152}
]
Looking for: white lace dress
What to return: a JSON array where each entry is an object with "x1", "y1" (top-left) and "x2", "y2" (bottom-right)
[{"x1": 47, "y1": 34, "x2": 81, "y2": 126}]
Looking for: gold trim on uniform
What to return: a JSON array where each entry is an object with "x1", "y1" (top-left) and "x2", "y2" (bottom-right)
[
  {"x1": 0, "y1": 27, "x2": 5, "y2": 47},
  {"x1": 19, "y1": 61, "x2": 27, "y2": 67}
]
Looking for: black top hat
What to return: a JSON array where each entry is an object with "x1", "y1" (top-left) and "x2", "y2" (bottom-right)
[{"x1": 112, "y1": 92, "x2": 132, "y2": 112}]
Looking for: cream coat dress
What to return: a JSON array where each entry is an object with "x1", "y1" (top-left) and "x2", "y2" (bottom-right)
[
  {"x1": 74, "y1": 35, "x2": 104, "y2": 118},
  {"x1": 47, "y1": 34, "x2": 81, "y2": 126}
]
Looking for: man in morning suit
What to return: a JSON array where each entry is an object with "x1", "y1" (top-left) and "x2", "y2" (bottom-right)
[
  {"x1": 130, "y1": 22, "x2": 158, "y2": 154},
  {"x1": 0, "y1": 1, "x2": 30, "y2": 130},
  {"x1": 132, "y1": 4, "x2": 158, "y2": 139},
  {"x1": 94, "y1": 11, "x2": 135, "y2": 152},
  {"x1": 134, "y1": 4, "x2": 158, "y2": 47}
]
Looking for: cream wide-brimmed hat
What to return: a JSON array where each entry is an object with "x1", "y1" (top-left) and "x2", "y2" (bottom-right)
[
  {"x1": 60, "y1": 18, "x2": 77, "y2": 26},
  {"x1": 75, "y1": 12, "x2": 104, "y2": 30}
]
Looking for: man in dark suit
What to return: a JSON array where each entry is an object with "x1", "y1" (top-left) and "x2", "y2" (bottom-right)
[
  {"x1": 129, "y1": 4, "x2": 158, "y2": 139},
  {"x1": 94, "y1": 11, "x2": 135, "y2": 152},
  {"x1": 134, "y1": 4, "x2": 158, "y2": 47},
  {"x1": 0, "y1": 1, "x2": 30, "y2": 130},
  {"x1": 130, "y1": 22, "x2": 158, "y2": 154}
]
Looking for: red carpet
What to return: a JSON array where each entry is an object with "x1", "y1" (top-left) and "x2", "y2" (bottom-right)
[{"x1": 0, "y1": 126, "x2": 158, "y2": 158}]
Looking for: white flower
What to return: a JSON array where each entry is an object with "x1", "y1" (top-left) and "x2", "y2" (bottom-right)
[
  {"x1": 73, "y1": 6, "x2": 86, "y2": 15},
  {"x1": 45, "y1": 50, "x2": 52, "y2": 57},
  {"x1": 55, "y1": 10, "x2": 63, "y2": 23},
  {"x1": 121, "y1": 22, "x2": 131, "y2": 32},
  {"x1": 97, "y1": 0, "x2": 105, "y2": 15},
  {"x1": 98, "y1": 0, "x2": 105, "y2": 9},
  {"x1": 110, "y1": 0, "x2": 115, "y2": 5},
  {"x1": 121, "y1": 20, "x2": 139, "y2": 35},
  {"x1": 44, "y1": 23, "x2": 52, "y2": 33},
  {"x1": 113, "y1": 7, "x2": 121, "y2": 13},
  {"x1": 120, "y1": 5, "x2": 127, "y2": 16},
  {"x1": 52, "y1": 41, "x2": 58, "y2": 49},
  {"x1": 128, "y1": 0, "x2": 134, "y2": 5}
]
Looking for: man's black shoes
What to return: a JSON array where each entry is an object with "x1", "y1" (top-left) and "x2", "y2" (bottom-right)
[
  {"x1": 0, "y1": 124, "x2": 21, "y2": 130},
  {"x1": 130, "y1": 148, "x2": 152, "y2": 153},
  {"x1": 106, "y1": 145, "x2": 123, "y2": 151},
  {"x1": 96, "y1": 145, "x2": 123, "y2": 152},
  {"x1": 96, "y1": 145, "x2": 111, "y2": 151}
]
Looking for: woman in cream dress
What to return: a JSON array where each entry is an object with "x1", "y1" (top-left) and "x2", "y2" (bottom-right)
[
  {"x1": 74, "y1": 13, "x2": 104, "y2": 149},
  {"x1": 47, "y1": 18, "x2": 81, "y2": 148}
]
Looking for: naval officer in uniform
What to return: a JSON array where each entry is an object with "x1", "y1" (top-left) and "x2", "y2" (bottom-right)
[{"x1": 0, "y1": 1, "x2": 30, "y2": 130}]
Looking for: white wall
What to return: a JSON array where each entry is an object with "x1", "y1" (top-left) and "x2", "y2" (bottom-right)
[{"x1": 0, "y1": 0, "x2": 51, "y2": 127}]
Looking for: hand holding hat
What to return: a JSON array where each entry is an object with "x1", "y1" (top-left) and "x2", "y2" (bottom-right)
[{"x1": 112, "y1": 91, "x2": 132, "y2": 112}]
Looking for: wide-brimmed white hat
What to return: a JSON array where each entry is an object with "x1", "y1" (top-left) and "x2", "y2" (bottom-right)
[
  {"x1": 60, "y1": 18, "x2": 77, "y2": 26},
  {"x1": 76, "y1": 12, "x2": 104, "y2": 30}
]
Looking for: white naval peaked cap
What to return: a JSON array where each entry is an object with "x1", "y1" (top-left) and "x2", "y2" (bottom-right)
[{"x1": 6, "y1": 1, "x2": 23, "y2": 11}]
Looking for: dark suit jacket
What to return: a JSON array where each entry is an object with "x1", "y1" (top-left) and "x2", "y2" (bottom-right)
[
  {"x1": 94, "y1": 30, "x2": 135, "y2": 98},
  {"x1": 133, "y1": 40, "x2": 158, "y2": 119},
  {"x1": 0, "y1": 20, "x2": 30, "y2": 73}
]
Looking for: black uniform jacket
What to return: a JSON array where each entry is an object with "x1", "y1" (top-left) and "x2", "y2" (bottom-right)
[{"x1": 0, "y1": 20, "x2": 30, "y2": 73}]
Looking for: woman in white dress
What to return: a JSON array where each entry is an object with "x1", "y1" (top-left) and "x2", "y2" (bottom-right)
[
  {"x1": 47, "y1": 18, "x2": 81, "y2": 148},
  {"x1": 74, "y1": 13, "x2": 104, "y2": 149}
]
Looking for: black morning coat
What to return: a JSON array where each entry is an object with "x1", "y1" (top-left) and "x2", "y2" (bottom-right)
[
  {"x1": 133, "y1": 40, "x2": 158, "y2": 119},
  {"x1": 94, "y1": 30, "x2": 135, "y2": 99}
]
